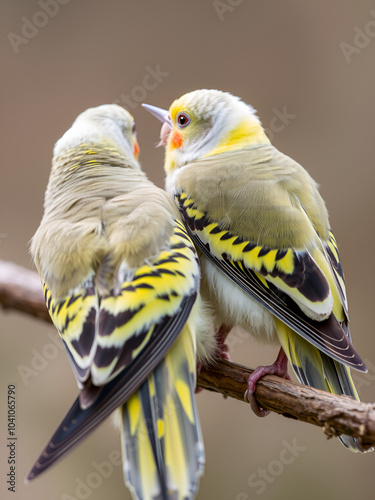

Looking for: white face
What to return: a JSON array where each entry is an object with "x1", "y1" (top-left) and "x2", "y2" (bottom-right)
[{"x1": 145, "y1": 90, "x2": 261, "y2": 170}]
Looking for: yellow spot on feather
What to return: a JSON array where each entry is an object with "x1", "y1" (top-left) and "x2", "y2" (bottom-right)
[
  {"x1": 127, "y1": 393, "x2": 141, "y2": 436},
  {"x1": 254, "y1": 272, "x2": 269, "y2": 289},
  {"x1": 157, "y1": 419, "x2": 165, "y2": 439},
  {"x1": 261, "y1": 249, "x2": 279, "y2": 272},
  {"x1": 175, "y1": 379, "x2": 194, "y2": 424},
  {"x1": 276, "y1": 250, "x2": 294, "y2": 274}
]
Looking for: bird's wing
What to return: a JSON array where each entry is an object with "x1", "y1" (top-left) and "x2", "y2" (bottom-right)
[
  {"x1": 173, "y1": 150, "x2": 366, "y2": 372},
  {"x1": 27, "y1": 219, "x2": 200, "y2": 481},
  {"x1": 90, "y1": 217, "x2": 200, "y2": 387}
]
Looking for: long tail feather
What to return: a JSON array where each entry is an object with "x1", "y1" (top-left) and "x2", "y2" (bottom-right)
[
  {"x1": 276, "y1": 319, "x2": 373, "y2": 453},
  {"x1": 121, "y1": 322, "x2": 204, "y2": 500}
]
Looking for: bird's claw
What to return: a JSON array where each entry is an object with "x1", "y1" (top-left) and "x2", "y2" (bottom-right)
[
  {"x1": 245, "y1": 347, "x2": 290, "y2": 418},
  {"x1": 244, "y1": 389, "x2": 270, "y2": 417}
]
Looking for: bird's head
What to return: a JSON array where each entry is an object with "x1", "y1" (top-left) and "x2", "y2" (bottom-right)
[
  {"x1": 143, "y1": 89, "x2": 269, "y2": 173},
  {"x1": 54, "y1": 104, "x2": 140, "y2": 164}
]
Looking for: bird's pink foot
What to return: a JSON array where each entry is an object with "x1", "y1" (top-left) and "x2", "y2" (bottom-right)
[
  {"x1": 245, "y1": 348, "x2": 291, "y2": 417},
  {"x1": 196, "y1": 325, "x2": 231, "y2": 394},
  {"x1": 215, "y1": 324, "x2": 231, "y2": 361}
]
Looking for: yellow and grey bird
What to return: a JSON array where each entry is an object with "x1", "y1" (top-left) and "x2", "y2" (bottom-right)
[
  {"x1": 28, "y1": 104, "x2": 214, "y2": 499},
  {"x1": 143, "y1": 89, "x2": 371, "y2": 453}
]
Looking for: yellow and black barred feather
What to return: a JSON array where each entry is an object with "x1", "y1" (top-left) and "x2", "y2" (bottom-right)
[
  {"x1": 175, "y1": 192, "x2": 366, "y2": 373},
  {"x1": 92, "y1": 219, "x2": 199, "y2": 387},
  {"x1": 41, "y1": 219, "x2": 199, "y2": 399},
  {"x1": 43, "y1": 278, "x2": 98, "y2": 384},
  {"x1": 28, "y1": 220, "x2": 202, "y2": 482}
]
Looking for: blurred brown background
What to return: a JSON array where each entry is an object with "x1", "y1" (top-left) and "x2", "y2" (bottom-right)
[{"x1": 1, "y1": 1, "x2": 375, "y2": 499}]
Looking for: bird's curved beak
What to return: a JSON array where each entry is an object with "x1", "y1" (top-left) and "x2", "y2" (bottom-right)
[{"x1": 142, "y1": 103, "x2": 172, "y2": 147}]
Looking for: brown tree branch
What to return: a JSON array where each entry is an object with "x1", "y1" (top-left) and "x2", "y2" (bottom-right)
[
  {"x1": 199, "y1": 360, "x2": 375, "y2": 450},
  {"x1": 1, "y1": 259, "x2": 374, "y2": 450},
  {"x1": 0, "y1": 260, "x2": 49, "y2": 322}
]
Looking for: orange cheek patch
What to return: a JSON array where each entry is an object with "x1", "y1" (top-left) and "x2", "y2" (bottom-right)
[
  {"x1": 133, "y1": 140, "x2": 140, "y2": 158},
  {"x1": 170, "y1": 130, "x2": 183, "y2": 149}
]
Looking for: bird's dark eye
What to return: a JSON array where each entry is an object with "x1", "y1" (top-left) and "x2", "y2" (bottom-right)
[
  {"x1": 177, "y1": 112, "x2": 190, "y2": 128},
  {"x1": 132, "y1": 121, "x2": 136, "y2": 134}
]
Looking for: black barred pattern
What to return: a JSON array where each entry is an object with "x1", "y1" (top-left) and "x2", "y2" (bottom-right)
[
  {"x1": 175, "y1": 192, "x2": 330, "y2": 303},
  {"x1": 275, "y1": 249, "x2": 288, "y2": 261},
  {"x1": 70, "y1": 308, "x2": 96, "y2": 357},
  {"x1": 99, "y1": 306, "x2": 143, "y2": 337},
  {"x1": 243, "y1": 242, "x2": 257, "y2": 252},
  {"x1": 43, "y1": 281, "x2": 97, "y2": 378},
  {"x1": 256, "y1": 252, "x2": 330, "y2": 303}
]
